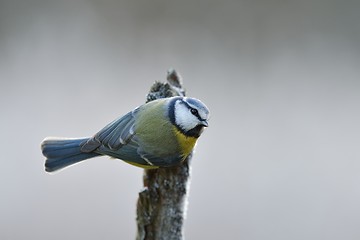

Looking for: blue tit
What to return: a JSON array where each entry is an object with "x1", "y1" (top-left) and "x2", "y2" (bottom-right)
[{"x1": 41, "y1": 96, "x2": 210, "y2": 172}]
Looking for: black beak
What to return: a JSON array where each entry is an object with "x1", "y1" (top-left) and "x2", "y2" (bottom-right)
[{"x1": 200, "y1": 120, "x2": 209, "y2": 127}]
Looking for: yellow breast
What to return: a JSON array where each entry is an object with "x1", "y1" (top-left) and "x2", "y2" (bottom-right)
[{"x1": 173, "y1": 127, "x2": 198, "y2": 158}]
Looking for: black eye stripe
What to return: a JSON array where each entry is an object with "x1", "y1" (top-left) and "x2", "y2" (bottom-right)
[
  {"x1": 182, "y1": 99, "x2": 205, "y2": 121},
  {"x1": 191, "y1": 108, "x2": 206, "y2": 122}
]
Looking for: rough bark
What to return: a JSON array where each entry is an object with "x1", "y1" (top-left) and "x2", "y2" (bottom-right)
[{"x1": 136, "y1": 69, "x2": 191, "y2": 240}]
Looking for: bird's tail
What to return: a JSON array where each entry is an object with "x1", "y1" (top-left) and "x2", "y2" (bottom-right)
[{"x1": 41, "y1": 137, "x2": 100, "y2": 172}]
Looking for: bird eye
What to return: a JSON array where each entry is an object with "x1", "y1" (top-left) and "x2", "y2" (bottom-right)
[{"x1": 190, "y1": 108, "x2": 198, "y2": 116}]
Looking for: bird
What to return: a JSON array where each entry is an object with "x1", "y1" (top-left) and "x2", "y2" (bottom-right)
[{"x1": 41, "y1": 96, "x2": 209, "y2": 172}]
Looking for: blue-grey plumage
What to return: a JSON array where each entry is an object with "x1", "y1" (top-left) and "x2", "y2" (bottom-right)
[
  {"x1": 41, "y1": 96, "x2": 209, "y2": 172},
  {"x1": 42, "y1": 138, "x2": 99, "y2": 172}
]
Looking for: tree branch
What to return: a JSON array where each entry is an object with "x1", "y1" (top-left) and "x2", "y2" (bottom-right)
[{"x1": 136, "y1": 69, "x2": 191, "y2": 240}]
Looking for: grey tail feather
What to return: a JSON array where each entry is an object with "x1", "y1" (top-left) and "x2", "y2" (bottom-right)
[{"x1": 41, "y1": 137, "x2": 100, "y2": 172}]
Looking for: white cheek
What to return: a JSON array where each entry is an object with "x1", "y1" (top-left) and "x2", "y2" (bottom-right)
[{"x1": 175, "y1": 103, "x2": 198, "y2": 131}]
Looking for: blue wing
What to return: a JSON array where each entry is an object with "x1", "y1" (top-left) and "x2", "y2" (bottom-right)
[
  {"x1": 80, "y1": 108, "x2": 138, "y2": 152},
  {"x1": 97, "y1": 111, "x2": 136, "y2": 150}
]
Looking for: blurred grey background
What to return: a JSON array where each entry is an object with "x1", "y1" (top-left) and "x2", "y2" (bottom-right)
[{"x1": 1, "y1": 0, "x2": 360, "y2": 239}]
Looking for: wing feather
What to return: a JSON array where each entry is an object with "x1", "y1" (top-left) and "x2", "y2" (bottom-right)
[{"x1": 81, "y1": 109, "x2": 137, "y2": 152}]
